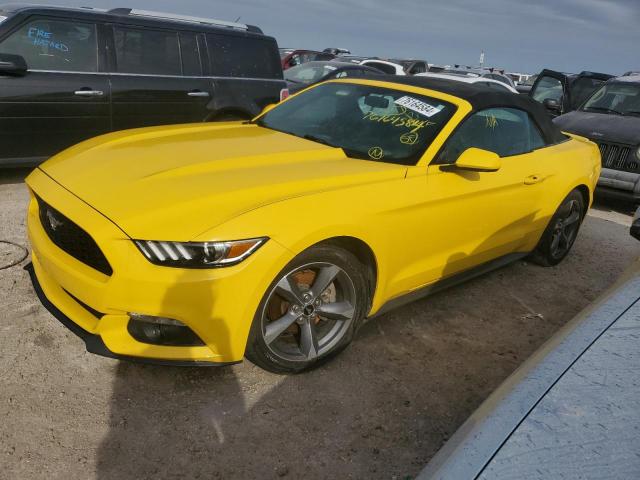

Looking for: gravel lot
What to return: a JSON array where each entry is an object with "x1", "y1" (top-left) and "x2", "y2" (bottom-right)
[{"x1": 1, "y1": 168, "x2": 638, "y2": 480}]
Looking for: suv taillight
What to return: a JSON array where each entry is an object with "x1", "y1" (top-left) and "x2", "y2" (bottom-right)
[{"x1": 279, "y1": 88, "x2": 289, "y2": 101}]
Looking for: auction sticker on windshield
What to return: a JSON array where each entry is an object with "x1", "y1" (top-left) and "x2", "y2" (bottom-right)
[{"x1": 395, "y1": 96, "x2": 444, "y2": 117}]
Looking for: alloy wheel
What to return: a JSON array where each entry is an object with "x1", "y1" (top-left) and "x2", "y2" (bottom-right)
[
  {"x1": 549, "y1": 199, "x2": 581, "y2": 259},
  {"x1": 260, "y1": 262, "x2": 357, "y2": 362}
]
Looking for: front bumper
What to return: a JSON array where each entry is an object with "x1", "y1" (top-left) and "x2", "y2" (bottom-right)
[
  {"x1": 25, "y1": 262, "x2": 229, "y2": 367},
  {"x1": 597, "y1": 168, "x2": 640, "y2": 202},
  {"x1": 26, "y1": 168, "x2": 290, "y2": 365}
]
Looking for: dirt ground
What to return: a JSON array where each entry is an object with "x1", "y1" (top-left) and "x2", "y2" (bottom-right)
[{"x1": 1, "y1": 167, "x2": 638, "y2": 480}]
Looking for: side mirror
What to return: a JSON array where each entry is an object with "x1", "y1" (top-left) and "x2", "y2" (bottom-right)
[
  {"x1": 543, "y1": 98, "x2": 561, "y2": 114},
  {"x1": 631, "y1": 207, "x2": 640, "y2": 241},
  {"x1": 454, "y1": 148, "x2": 501, "y2": 172},
  {"x1": 0, "y1": 53, "x2": 28, "y2": 76}
]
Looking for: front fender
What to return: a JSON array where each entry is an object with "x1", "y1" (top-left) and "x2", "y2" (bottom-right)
[{"x1": 196, "y1": 200, "x2": 393, "y2": 315}]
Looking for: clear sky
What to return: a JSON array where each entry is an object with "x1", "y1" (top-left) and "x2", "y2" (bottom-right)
[{"x1": 29, "y1": 0, "x2": 638, "y2": 75}]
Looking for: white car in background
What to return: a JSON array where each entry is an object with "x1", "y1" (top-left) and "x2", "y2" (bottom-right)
[
  {"x1": 359, "y1": 59, "x2": 406, "y2": 75},
  {"x1": 415, "y1": 72, "x2": 519, "y2": 93}
]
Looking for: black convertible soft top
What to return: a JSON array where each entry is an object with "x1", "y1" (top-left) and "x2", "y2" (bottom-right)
[{"x1": 384, "y1": 76, "x2": 567, "y2": 144}]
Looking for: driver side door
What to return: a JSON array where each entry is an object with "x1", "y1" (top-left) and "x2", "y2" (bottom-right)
[
  {"x1": 0, "y1": 16, "x2": 110, "y2": 165},
  {"x1": 410, "y1": 108, "x2": 553, "y2": 286}
]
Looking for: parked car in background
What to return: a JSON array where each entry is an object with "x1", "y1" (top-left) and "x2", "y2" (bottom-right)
[
  {"x1": 389, "y1": 58, "x2": 429, "y2": 75},
  {"x1": 418, "y1": 209, "x2": 640, "y2": 479},
  {"x1": 529, "y1": 68, "x2": 613, "y2": 117},
  {"x1": 280, "y1": 49, "x2": 334, "y2": 70},
  {"x1": 416, "y1": 72, "x2": 519, "y2": 93},
  {"x1": 0, "y1": 4, "x2": 286, "y2": 167},
  {"x1": 26, "y1": 76, "x2": 599, "y2": 373},
  {"x1": 444, "y1": 67, "x2": 516, "y2": 88},
  {"x1": 506, "y1": 72, "x2": 532, "y2": 86},
  {"x1": 323, "y1": 47, "x2": 350, "y2": 56},
  {"x1": 554, "y1": 75, "x2": 640, "y2": 202},
  {"x1": 515, "y1": 74, "x2": 537, "y2": 94},
  {"x1": 360, "y1": 59, "x2": 406, "y2": 75},
  {"x1": 284, "y1": 61, "x2": 383, "y2": 94},
  {"x1": 331, "y1": 54, "x2": 377, "y2": 64}
]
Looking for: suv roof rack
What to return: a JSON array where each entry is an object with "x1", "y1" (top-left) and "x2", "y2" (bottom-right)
[{"x1": 106, "y1": 8, "x2": 263, "y2": 33}]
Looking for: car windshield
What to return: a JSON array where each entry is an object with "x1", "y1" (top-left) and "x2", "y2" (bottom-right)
[
  {"x1": 256, "y1": 82, "x2": 456, "y2": 165},
  {"x1": 582, "y1": 82, "x2": 640, "y2": 116},
  {"x1": 284, "y1": 63, "x2": 337, "y2": 84}
]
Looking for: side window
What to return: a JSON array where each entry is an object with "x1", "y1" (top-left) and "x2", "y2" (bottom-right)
[
  {"x1": 179, "y1": 33, "x2": 201, "y2": 76},
  {"x1": 114, "y1": 26, "x2": 181, "y2": 75},
  {"x1": 438, "y1": 108, "x2": 547, "y2": 164},
  {"x1": 410, "y1": 62, "x2": 427, "y2": 74},
  {"x1": 300, "y1": 53, "x2": 316, "y2": 64},
  {"x1": 364, "y1": 61, "x2": 396, "y2": 75},
  {"x1": 0, "y1": 17, "x2": 98, "y2": 72},
  {"x1": 570, "y1": 78, "x2": 606, "y2": 110},
  {"x1": 287, "y1": 53, "x2": 301, "y2": 67},
  {"x1": 207, "y1": 34, "x2": 281, "y2": 79},
  {"x1": 532, "y1": 76, "x2": 563, "y2": 103}
]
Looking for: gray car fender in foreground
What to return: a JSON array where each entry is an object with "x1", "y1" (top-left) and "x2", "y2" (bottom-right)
[{"x1": 418, "y1": 257, "x2": 640, "y2": 480}]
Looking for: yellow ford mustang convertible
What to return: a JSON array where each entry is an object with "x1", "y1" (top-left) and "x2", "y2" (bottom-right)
[{"x1": 26, "y1": 77, "x2": 600, "y2": 373}]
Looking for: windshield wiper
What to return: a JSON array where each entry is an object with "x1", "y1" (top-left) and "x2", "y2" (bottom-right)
[
  {"x1": 583, "y1": 106, "x2": 623, "y2": 115},
  {"x1": 302, "y1": 134, "x2": 337, "y2": 147},
  {"x1": 622, "y1": 110, "x2": 640, "y2": 117}
]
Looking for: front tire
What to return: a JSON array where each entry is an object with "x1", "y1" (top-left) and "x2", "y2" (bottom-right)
[
  {"x1": 245, "y1": 244, "x2": 369, "y2": 374},
  {"x1": 530, "y1": 189, "x2": 585, "y2": 267}
]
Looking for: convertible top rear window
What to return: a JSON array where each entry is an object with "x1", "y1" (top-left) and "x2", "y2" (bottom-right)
[{"x1": 257, "y1": 82, "x2": 456, "y2": 165}]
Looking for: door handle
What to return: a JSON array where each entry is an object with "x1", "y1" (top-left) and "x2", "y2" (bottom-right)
[
  {"x1": 187, "y1": 90, "x2": 210, "y2": 97},
  {"x1": 524, "y1": 174, "x2": 545, "y2": 185},
  {"x1": 74, "y1": 89, "x2": 104, "y2": 97}
]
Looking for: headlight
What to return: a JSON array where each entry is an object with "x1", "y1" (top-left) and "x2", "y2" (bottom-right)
[
  {"x1": 134, "y1": 238, "x2": 267, "y2": 268},
  {"x1": 636, "y1": 146, "x2": 640, "y2": 161}
]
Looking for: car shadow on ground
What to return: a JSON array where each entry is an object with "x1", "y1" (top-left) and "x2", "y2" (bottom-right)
[
  {"x1": 93, "y1": 211, "x2": 640, "y2": 480},
  {"x1": 592, "y1": 195, "x2": 637, "y2": 217}
]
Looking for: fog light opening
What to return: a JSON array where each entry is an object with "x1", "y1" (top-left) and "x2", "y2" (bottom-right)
[{"x1": 127, "y1": 314, "x2": 205, "y2": 347}]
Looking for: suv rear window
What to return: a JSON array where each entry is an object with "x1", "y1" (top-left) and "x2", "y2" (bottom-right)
[
  {"x1": 0, "y1": 17, "x2": 97, "y2": 72},
  {"x1": 207, "y1": 33, "x2": 281, "y2": 79},
  {"x1": 114, "y1": 26, "x2": 181, "y2": 75}
]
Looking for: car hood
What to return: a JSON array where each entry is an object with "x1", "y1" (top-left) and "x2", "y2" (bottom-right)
[
  {"x1": 41, "y1": 123, "x2": 405, "y2": 241},
  {"x1": 554, "y1": 110, "x2": 640, "y2": 145}
]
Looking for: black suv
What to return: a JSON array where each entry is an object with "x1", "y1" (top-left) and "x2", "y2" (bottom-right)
[
  {"x1": 0, "y1": 4, "x2": 286, "y2": 167},
  {"x1": 554, "y1": 75, "x2": 640, "y2": 202}
]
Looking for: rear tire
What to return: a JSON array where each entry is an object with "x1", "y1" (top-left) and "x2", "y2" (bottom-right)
[
  {"x1": 530, "y1": 189, "x2": 585, "y2": 267},
  {"x1": 245, "y1": 244, "x2": 369, "y2": 374}
]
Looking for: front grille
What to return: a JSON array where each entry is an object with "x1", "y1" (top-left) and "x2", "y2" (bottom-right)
[
  {"x1": 597, "y1": 142, "x2": 639, "y2": 173},
  {"x1": 36, "y1": 196, "x2": 113, "y2": 276}
]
